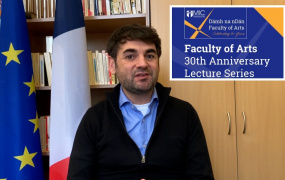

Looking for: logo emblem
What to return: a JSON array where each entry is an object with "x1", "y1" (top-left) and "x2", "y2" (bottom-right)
[{"x1": 185, "y1": 9, "x2": 214, "y2": 39}]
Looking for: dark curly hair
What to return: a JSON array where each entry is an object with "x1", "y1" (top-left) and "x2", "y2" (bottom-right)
[{"x1": 106, "y1": 23, "x2": 161, "y2": 61}]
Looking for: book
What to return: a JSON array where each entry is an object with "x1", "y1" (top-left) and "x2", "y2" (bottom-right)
[
  {"x1": 123, "y1": 0, "x2": 131, "y2": 14},
  {"x1": 42, "y1": 0, "x2": 46, "y2": 18},
  {"x1": 87, "y1": 0, "x2": 93, "y2": 16},
  {"x1": 38, "y1": 0, "x2": 42, "y2": 18},
  {"x1": 106, "y1": 0, "x2": 111, "y2": 15},
  {"x1": 84, "y1": 0, "x2": 89, "y2": 16},
  {"x1": 109, "y1": 0, "x2": 113, "y2": 15},
  {"x1": 35, "y1": 0, "x2": 39, "y2": 18},
  {"x1": 102, "y1": 0, "x2": 106, "y2": 15},
  {"x1": 96, "y1": 52, "x2": 104, "y2": 84},
  {"x1": 44, "y1": 52, "x2": 52, "y2": 86},
  {"x1": 32, "y1": 53, "x2": 40, "y2": 87},
  {"x1": 53, "y1": 0, "x2": 56, "y2": 17},
  {"x1": 39, "y1": 54, "x2": 45, "y2": 86},
  {"x1": 46, "y1": 0, "x2": 50, "y2": 18},
  {"x1": 95, "y1": 50, "x2": 100, "y2": 84},
  {"x1": 92, "y1": 52, "x2": 98, "y2": 84},
  {"x1": 50, "y1": 0, "x2": 54, "y2": 17},
  {"x1": 90, "y1": 0, "x2": 94, "y2": 16},
  {"x1": 46, "y1": 36, "x2": 53, "y2": 53},
  {"x1": 27, "y1": 0, "x2": 31, "y2": 12},
  {"x1": 106, "y1": 52, "x2": 113, "y2": 84},
  {"x1": 46, "y1": 116, "x2": 50, "y2": 151},
  {"x1": 131, "y1": 0, "x2": 136, "y2": 14},
  {"x1": 112, "y1": 0, "x2": 120, "y2": 15},
  {"x1": 87, "y1": 50, "x2": 96, "y2": 85},
  {"x1": 135, "y1": 0, "x2": 141, "y2": 13},
  {"x1": 98, "y1": 0, "x2": 102, "y2": 15},
  {"x1": 84, "y1": 50, "x2": 119, "y2": 85},
  {"x1": 39, "y1": 116, "x2": 46, "y2": 151},
  {"x1": 39, "y1": 115, "x2": 50, "y2": 152},
  {"x1": 141, "y1": 0, "x2": 145, "y2": 13},
  {"x1": 102, "y1": 50, "x2": 109, "y2": 84},
  {"x1": 119, "y1": 0, "x2": 124, "y2": 14},
  {"x1": 94, "y1": 0, "x2": 99, "y2": 16}
]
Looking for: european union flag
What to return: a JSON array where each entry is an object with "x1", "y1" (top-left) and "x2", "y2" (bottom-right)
[{"x1": 0, "y1": 0, "x2": 44, "y2": 179}]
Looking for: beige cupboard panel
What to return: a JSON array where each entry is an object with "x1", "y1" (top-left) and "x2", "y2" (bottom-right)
[
  {"x1": 235, "y1": 81, "x2": 285, "y2": 180},
  {"x1": 170, "y1": 81, "x2": 237, "y2": 180}
]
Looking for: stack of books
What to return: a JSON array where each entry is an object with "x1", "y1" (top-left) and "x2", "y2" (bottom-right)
[
  {"x1": 24, "y1": 0, "x2": 56, "y2": 19},
  {"x1": 87, "y1": 50, "x2": 118, "y2": 86},
  {"x1": 84, "y1": 0, "x2": 146, "y2": 16},
  {"x1": 24, "y1": 0, "x2": 146, "y2": 19},
  {"x1": 31, "y1": 36, "x2": 118, "y2": 87}
]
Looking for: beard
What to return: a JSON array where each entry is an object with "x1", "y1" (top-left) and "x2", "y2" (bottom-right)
[{"x1": 116, "y1": 68, "x2": 159, "y2": 95}]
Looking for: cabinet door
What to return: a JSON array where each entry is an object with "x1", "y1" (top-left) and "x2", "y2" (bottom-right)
[
  {"x1": 235, "y1": 81, "x2": 285, "y2": 180},
  {"x1": 150, "y1": 1, "x2": 237, "y2": 179},
  {"x1": 170, "y1": 82, "x2": 238, "y2": 180}
]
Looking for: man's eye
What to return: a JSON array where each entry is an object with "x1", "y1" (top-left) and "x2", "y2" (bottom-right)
[
  {"x1": 125, "y1": 55, "x2": 134, "y2": 59},
  {"x1": 146, "y1": 55, "x2": 155, "y2": 59}
]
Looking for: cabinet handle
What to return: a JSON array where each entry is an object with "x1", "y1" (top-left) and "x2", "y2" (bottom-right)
[
  {"x1": 227, "y1": 112, "x2": 231, "y2": 135},
  {"x1": 242, "y1": 112, "x2": 246, "y2": 134}
]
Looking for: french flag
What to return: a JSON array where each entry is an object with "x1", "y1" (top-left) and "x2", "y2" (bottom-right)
[{"x1": 49, "y1": 0, "x2": 91, "y2": 179}]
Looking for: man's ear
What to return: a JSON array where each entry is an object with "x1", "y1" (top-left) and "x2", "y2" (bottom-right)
[{"x1": 108, "y1": 56, "x2": 116, "y2": 74}]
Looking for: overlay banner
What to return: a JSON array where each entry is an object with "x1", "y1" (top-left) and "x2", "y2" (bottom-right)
[{"x1": 170, "y1": 6, "x2": 285, "y2": 80}]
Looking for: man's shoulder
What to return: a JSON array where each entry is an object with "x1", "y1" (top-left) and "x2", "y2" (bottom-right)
[
  {"x1": 167, "y1": 95, "x2": 199, "y2": 115},
  {"x1": 88, "y1": 98, "x2": 110, "y2": 112},
  {"x1": 168, "y1": 95, "x2": 191, "y2": 106}
]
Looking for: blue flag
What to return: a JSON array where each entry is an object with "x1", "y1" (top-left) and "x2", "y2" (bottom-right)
[{"x1": 0, "y1": 0, "x2": 44, "y2": 179}]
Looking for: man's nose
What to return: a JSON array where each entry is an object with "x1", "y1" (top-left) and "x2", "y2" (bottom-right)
[{"x1": 136, "y1": 55, "x2": 148, "y2": 68}]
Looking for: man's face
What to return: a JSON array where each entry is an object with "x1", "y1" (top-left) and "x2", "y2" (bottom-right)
[{"x1": 109, "y1": 40, "x2": 159, "y2": 95}]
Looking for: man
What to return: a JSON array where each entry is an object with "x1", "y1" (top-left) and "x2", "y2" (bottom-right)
[{"x1": 67, "y1": 24, "x2": 214, "y2": 179}]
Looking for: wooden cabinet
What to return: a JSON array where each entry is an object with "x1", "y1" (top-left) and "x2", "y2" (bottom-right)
[
  {"x1": 166, "y1": 81, "x2": 285, "y2": 180},
  {"x1": 235, "y1": 82, "x2": 285, "y2": 180},
  {"x1": 150, "y1": 0, "x2": 285, "y2": 179}
]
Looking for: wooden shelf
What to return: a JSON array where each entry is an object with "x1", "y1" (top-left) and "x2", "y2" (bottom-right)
[
  {"x1": 85, "y1": 14, "x2": 147, "y2": 33},
  {"x1": 27, "y1": 14, "x2": 147, "y2": 35},
  {"x1": 27, "y1": 18, "x2": 54, "y2": 36},
  {"x1": 42, "y1": 151, "x2": 49, "y2": 156},
  {"x1": 36, "y1": 86, "x2": 52, "y2": 90},
  {"x1": 90, "y1": 84, "x2": 117, "y2": 89}
]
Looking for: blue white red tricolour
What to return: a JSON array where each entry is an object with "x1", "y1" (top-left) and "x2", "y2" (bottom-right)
[{"x1": 49, "y1": 0, "x2": 91, "y2": 179}]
